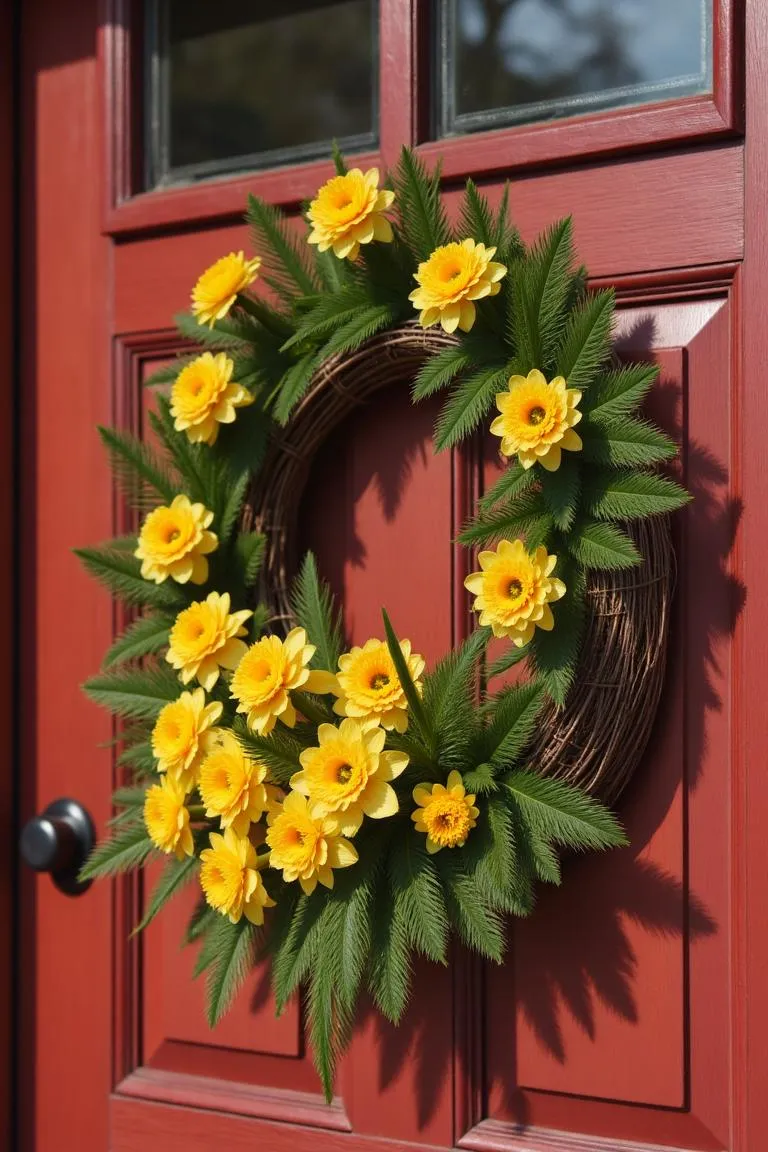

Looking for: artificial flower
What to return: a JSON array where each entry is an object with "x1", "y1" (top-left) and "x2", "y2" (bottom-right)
[
  {"x1": 266, "y1": 791, "x2": 358, "y2": 895},
  {"x1": 307, "y1": 168, "x2": 394, "y2": 261},
  {"x1": 290, "y1": 717, "x2": 407, "y2": 835},
  {"x1": 199, "y1": 827, "x2": 275, "y2": 925},
  {"x1": 230, "y1": 627, "x2": 329, "y2": 736},
  {"x1": 143, "y1": 776, "x2": 194, "y2": 861},
  {"x1": 170, "y1": 352, "x2": 254, "y2": 446},
  {"x1": 151, "y1": 688, "x2": 223, "y2": 792},
  {"x1": 411, "y1": 770, "x2": 479, "y2": 853},
  {"x1": 191, "y1": 251, "x2": 261, "y2": 328},
  {"x1": 490, "y1": 369, "x2": 582, "y2": 472},
  {"x1": 409, "y1": 238, "x2": 507, "y2": 334},
  {"x1": 166, "y1": 591, "x2": 252, "y2": 691},
  {"x1": 135, "y1": 495, "x2": 217, "y2": 585},
  {"x1": 326, "y1": 637, "x2": 425, "y2": 733},
  {"x1": 464, "y1": 538, "x2": 566, "y2": 645},
  {"x1": 198, "y1": 729, "x2": 269, "y2": 837}
]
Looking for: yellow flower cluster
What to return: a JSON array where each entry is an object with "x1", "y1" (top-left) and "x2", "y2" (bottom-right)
[{"x1": 139, "y1": 212, "x2": 584, "y2": 924}]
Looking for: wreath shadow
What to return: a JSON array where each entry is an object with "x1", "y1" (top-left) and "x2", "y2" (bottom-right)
[{"x1": 292, "y1": 318, "x2": 743, "y2": 1133}]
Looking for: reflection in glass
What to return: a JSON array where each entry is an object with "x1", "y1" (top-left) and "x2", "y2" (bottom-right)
[
  {"x1": 438, "y1": 0, "x2": 712, "y2": 135},
  {"x1": 145, "y1": 0, "x2": 377, "y2": 187}
]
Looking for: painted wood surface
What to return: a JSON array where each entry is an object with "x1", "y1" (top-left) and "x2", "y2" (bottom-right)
[{"x1": 18, "y1": 0, "x2": 766, "y2": 1149}]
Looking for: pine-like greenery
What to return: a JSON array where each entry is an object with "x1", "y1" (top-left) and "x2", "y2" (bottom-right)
[{"x1": 74, "y1": 146, "x2": 688, "y2": 1101}]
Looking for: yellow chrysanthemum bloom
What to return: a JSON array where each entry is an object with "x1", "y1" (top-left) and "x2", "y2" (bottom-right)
[
  {"x1": 170, "y1": 352, "x2": 255, "y2": 446},
  {"x1": 411, "y1": 771, "x2": 479, "y2": 854},
  {"x1": 266, "y1": 791, "x2": 358, "y2": 895},
  {"x1": 290, "y1": 717, "x2": 408, "y2": 835},
  {"x1": 464, "y1": 538, "x2": 566, "y2": 645},
  {"x1": 307, "y1": 168, "x2": 395, "y2": 261},
  {"x1": 191, "y1": 250, "x2": 261, "y2": 328},
  {"x1": 409, "y1": 239, "x2": 507, "y2": 334},
  {"x1": 151, "y1": 688, "x2": 223, "y2": 792},
  {"x1": 323, "y1": 637, "x2": 425, "y2": 733},
  {"x1": 490, "y1": 369, "x2": 583, "y2": 472},
  {"x1": 230, "y1": 627, "x2": 329, "y2": 736},
  {"x1": 144, "y1": 776, "x2": 194, "y2": 861},
  {"x1": 135, "y1": 495, "x2": 218, "y2": 585},
  {"x1": 199, "y1": 827, "x2": 275, "y2": 925},
  {"x1": 166, "y1": 591, "x2": 252, "y2": 692},
  {"x1": 198, "y1": 730, "x2": 268, "y2": 837}
]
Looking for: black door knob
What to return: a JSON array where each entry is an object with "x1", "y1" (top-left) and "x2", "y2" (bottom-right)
[{"x1": 20, "y1": 798, "x2": 96, "y2": 896}]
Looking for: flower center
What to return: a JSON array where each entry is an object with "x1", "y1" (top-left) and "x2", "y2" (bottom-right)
[
  {"x1": 507, "y1": 579, "x2": 523, "y2": 599},
  {"x1": 441, "y1": 260, "x2": 463, "y2": 282},
  {"x1": 165, "y1": 527, "x2": 181, "y2": 544},
  {"x1": 251, "y1": 658, "x2": 272, "y2": 682},
  {"x1": 528, "y1": 405, "x2": 546, "y2": 426},
  {"x1": 370, "y1": 672, "x2": 390, "y2": 691},
  {"x1": 336, "y1": 763, "x2": 353, "y2": 784}
]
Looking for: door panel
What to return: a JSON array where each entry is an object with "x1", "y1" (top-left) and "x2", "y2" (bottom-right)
[{"x1": 20, "y1": 0, "x2": 762, "y2": 1150}]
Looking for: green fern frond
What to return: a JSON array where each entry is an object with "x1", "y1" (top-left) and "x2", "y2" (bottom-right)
[
  {"x1": 581, "y1": 416, "x2": 677, "y2": 468},
  {"x1": 555, "y1": 288, "x2": 615, "y2": 390},
  {"x1": 567, "y1": 520, "x2": 641, "y2": 569},
  {"x1": 84, "y1": 664, "x2": 182, "y2": 720},
  {"x1": 411, "y1": 344, "x2": 472, "y2": 401},
  {"x1": 505, "y1": 770, "x2": 627, "y2": 851},
  {"x1": 79, "y1": 824, "x2": 154, "y2": 881},
  {"x1": 205, "y1": 917, "x2": 259, "y2": 1026},
  {"x1": 484, "y1": 681, "x2": 545, "y2": 770},
  {"x1": 97, "y1": 425, "x2": 178, "y2": 508},
  {"x1": 581, "y1": 363, "x2": 659, "y2": 419},
  {"x1": 539, "y1": 456, "x2": 582, "y2": 530},
  {"x1": 135, "y1": 854, "x2": 198, "y2": 934},
  {"x1": 582, "y1": 470, "x2": 690, "y2": 521},
  {"x1": 393, "y1": 148, "x2": 451, "y2": 261},
  {"x1": 291, "y1": 552, "x2": 344, "y2": 672},
  {"x1": 246, "y1": 193, "x2": 318, "y2": 304},
  {"x1": 509, "y1": 217, "x2": 575, "y2": 370},
  {"x1": 103, "y1": 613, "x2": 172, "y2": 668},
  {"x1": 478, "y1": 462, "x2": 536, "y2": 513},
  {"x1": 74, "y1": 546, "x2": 186, "y2": 611},
  {"x1": 434, "y1": 365, "x2": 509, "y2": 451}
]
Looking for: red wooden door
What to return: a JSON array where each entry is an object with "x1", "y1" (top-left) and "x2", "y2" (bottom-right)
[{"x1": 17, "y1": 1, "x2": 768, "y2": 1150}]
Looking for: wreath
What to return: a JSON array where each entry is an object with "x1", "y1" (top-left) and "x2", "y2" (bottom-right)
[{"x1": 78, "y1": 148, "x2": 688, "y2": 1098}]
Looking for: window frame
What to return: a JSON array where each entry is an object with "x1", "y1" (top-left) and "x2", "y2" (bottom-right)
[{"x1": 100, "y1": 0, "x2": 740, "y2": 237}]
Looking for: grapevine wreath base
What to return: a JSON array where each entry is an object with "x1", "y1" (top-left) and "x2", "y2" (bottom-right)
[
  {"x1": 244, "y1": 322, "x2": 674, "y2": 807},
  {"x1": 78, "y1": 149, "x2": 687, "y2": 1097}
]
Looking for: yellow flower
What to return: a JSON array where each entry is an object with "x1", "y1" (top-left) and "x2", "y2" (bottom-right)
[
  {"x1": 307, "y1": 168, "x2": 395, "y2": 261},
  {"x1": 167, "y1": 591, "x2": 252, "y2": 691},
  {"x1": 266, "y1": 791, "x2": 358, "y2": 895},
  {"x1": 200, "y1": 827, "x2": 275, "y2": 925},
  {"x1": 290, "y1": 717, "x2": 408, "y2": 835},
  {"x1": 464, "y1": 539, "x2": 566, "y2": 645},
  {"x1": 135, "y1": 495, "x2": 218, "y2": 585},
  {"x1": 411, "y1": 770, "x2": 479, "y2": 854},
  {"x1": 151, "y1": 688, "x2": 223, "y2": 792},
  {"x1": 409, "y1": 239, "x2": 507, "y2": 334},
  {"x1": 490, "y1": 369, "x2": 583, "y2": 472},
  {"x1": 144, "y1": 776, "x2": 194, "y2": 861},
  {"x1": 324, "y1": 637, "x2": 425, "y2": 733},
  {"x1": 230, "y1": 627, "x2": 329, "y2": 736},
  {"x1": 191, "y1": 251, "x2": 261, "y2": 328},
  {"x1": 170, "y1": 352, "x2": 255, "y2": 446},
  {"x1": 199, "y1": 730, "x2": 268, "y2": 837}
]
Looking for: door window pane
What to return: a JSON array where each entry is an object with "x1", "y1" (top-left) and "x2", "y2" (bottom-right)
[
  {"x1": 437, "y1": 0, "x2": 712, "y2": 137},
  {"x1": 145, "y1": 0, "x2": 378, "y2": 188}
]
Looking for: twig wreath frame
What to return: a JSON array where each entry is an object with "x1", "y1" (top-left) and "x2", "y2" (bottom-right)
[{"x1": 77, "y1": 148, "x2": 688, "y2": 1097}]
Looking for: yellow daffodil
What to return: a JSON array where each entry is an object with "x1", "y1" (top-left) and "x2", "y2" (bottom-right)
[
  {"x1": 322, "y1": 637, "x2": 424, "y2": 733},
  {"x1": 199, "y1": 827, "x2": 275, "y2": 925},
  {"x1": 464, "y1": 539, "x2": 566, "y2": 645},
  {"x1": 409, "y1": 239, "x2": 507, "y2": 334},
  {"x1": 307, "y1": 168, "x2": 395, "y2": 261},
  {"x1": 166, "y1": 591, "x2": 252, "y2": 691},
  {"x1": 170, "y1": 352, "x2": 254, "y2": 446},
  {"x1": 135, "y1": 495, "x2": 218, "y2": 585},
  {"x1": 198, "y1": 730, "x2": 269, "y2": 837},
  {"x1": 490, "y1": 369, "x2": 583, "y2": 472},
  {"x1": 191, "y1": 251, "x2": 261, "y2": 328},
  {"x1": 411, "y1": 771, "x2": 479, "y2": 853},
  {"x1": 266, "y1": 790, "x2": 358, "y2": 895},
  {"x1": 230, "y1": 627, "x2": 330, "y2": 736},
  {"x1": 290, "y1": 717, "x2": 408, "y2": 835},
  {"x1": 151, "y1": 688, "x2": 223, "y2": 792},
  {"x1": 144, "y1": 776, "x2": 194, "y2": 860}
]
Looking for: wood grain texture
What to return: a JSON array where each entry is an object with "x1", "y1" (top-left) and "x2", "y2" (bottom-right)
[
  {"x1": 0, "y1": 1, "x2": 12, "y2": 1146},
  {"x1": 18, "y1": 2, "x2": 113, "y2": 1150},
  {"x1": 737, "y1": 3, "x2": 768, "y2": 1151}
]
